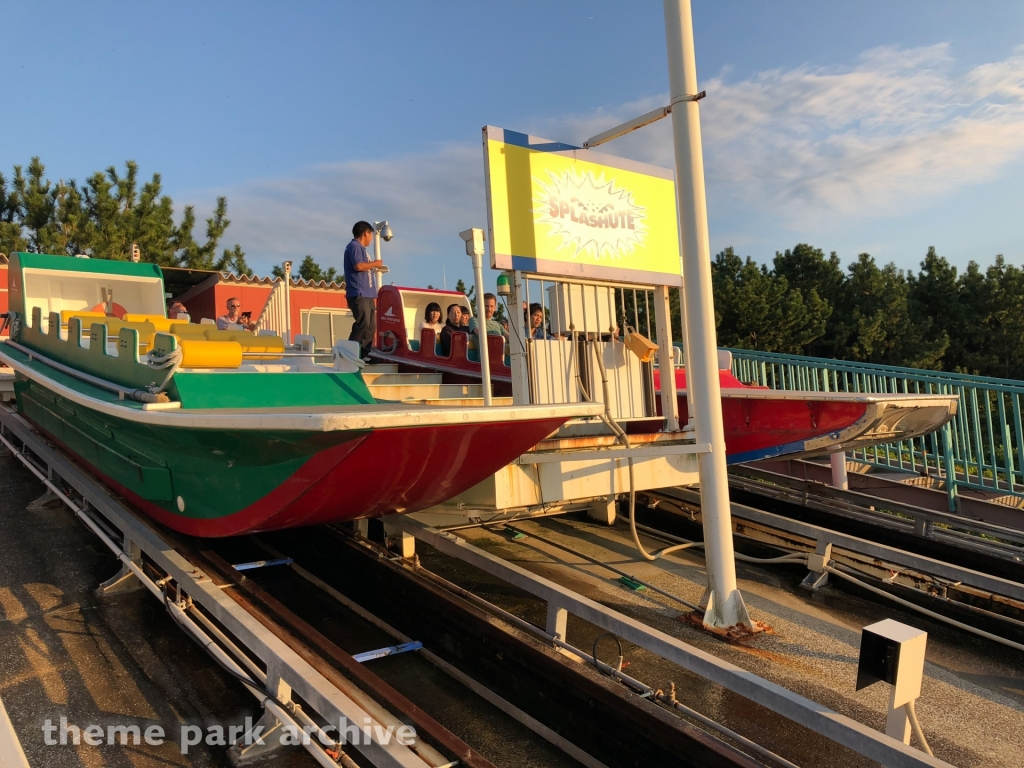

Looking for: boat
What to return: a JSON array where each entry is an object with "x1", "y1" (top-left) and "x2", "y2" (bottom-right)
[
  {"x1": 0, "y1": 253, "x2": 602, "y2": 537},
  {"x1": 370, "y1": 284, "x2": 957, "y2": 464}
]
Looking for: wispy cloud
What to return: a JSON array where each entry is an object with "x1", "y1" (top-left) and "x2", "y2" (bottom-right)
[{"x1": 204, "y1": 43, "x2": 1024, "y2": 278}]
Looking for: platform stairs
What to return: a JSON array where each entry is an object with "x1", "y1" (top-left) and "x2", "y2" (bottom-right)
[{"x1": 729, "y1": 348, "x2": 1024, "y2": 514}]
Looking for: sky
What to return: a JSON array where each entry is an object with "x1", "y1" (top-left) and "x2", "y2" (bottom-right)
[{"x1": 4, "y1": 1, "x2": 1024, "y2": 291}]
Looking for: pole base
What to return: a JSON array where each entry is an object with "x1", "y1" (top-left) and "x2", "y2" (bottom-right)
[{"x1": 681, "y1": 587, "x2": 771, "y2": 642}]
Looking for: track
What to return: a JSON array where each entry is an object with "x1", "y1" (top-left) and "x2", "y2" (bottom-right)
[{"x1": 0, "y1": 402, "x2": 768, "y2": 768}]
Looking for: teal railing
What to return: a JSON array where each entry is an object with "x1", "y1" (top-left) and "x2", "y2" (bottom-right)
[{"x1": 727, "y1": 348, "x2": 1024, "y2": 512}]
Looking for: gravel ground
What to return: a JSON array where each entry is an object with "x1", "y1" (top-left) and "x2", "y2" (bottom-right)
[{"x1": 447, "y1": 516, "x2": 1024, "y2": 768}]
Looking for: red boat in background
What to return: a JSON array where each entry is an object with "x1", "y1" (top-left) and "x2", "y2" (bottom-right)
[{"x1": 371, "y1": 285, "x2": 957, "y2": 464}]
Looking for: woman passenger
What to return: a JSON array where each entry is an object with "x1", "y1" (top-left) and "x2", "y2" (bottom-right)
[
  {"x1": 421, "y1": 302, "x2": 443, "y2": 334},
  {"x1": 440, "y1": 303, "x2": 463, "y2": 356}
]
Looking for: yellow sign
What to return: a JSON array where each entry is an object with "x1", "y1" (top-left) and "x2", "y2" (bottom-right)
[{"x1": 483, "y1": 126, "x2": 682, "y2": 286}]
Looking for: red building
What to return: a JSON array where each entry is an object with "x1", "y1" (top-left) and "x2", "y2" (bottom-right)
[{"x1": 165, "y1": 267, "x2": 352, "y2": 346}]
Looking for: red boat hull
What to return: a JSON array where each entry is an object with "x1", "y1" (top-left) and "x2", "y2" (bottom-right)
[{"x1": 40, "y1": 417, "x2": 566, "y2": 537}]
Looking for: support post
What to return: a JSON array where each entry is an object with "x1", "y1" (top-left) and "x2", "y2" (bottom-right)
[
  {"x1": 664, "y1": 0, "x2": 752, "y2": 631},
  {"x1": 383, "y1": 516, "x2": 416, "y2": 559},
  {"x1": 587, "y1": 494, "x2": 616, "y2": 525},
  {"x1": 470, "y1": 251, "x2": 493, "y2": 406},
  {"x1": 508, "y1": 270, "x2": 531, "y2": 405},
  {"x1": 282, "y1": 260, "x2": 292, "y2": 346},
  {"x1": 830, "y1": 452, "x2": 849, "y2": 491},
  {"x1": 98, "y1": 537, "x2": 145, "y2": 595},
  {"x1": 654, "y1": 285, "x2": 680, "y2": 432}
]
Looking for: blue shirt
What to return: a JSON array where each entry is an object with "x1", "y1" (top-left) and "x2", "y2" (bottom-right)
[{"x1": 343, "y1": 239, "x2": 375, "y2": 299}]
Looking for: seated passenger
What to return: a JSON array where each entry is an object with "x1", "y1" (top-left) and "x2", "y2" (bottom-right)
[
  {"x1": 421, "y1": 302, "x2": 443, "y2": 335},
  {"x1": 217, "y1": 297, "x2": 255, "y2": 331},
  {"x1": 468, "y1": 293, "x2": 507, "y2": 339},
  {"x1": 440, "y1": 303, "x2": 463, "y2": 356},
  {"x1": 168, "y1": 300, "x2": 190, "y2": 321},
  {"x1": 527, "y1": 302, "x2": 553, "y2": 339}
]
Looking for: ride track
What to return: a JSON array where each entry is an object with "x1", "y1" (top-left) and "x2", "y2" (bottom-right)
[{"x1": 7, "y1": 397, "x2": 1016, "y2": 767}]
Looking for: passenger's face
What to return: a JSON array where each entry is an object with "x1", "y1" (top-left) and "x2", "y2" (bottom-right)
[
  {"x1": 531, "y1": 310, "x2": 543, "y2": 329},
  {"x1": 485, "y1": 297, "x2": 496, "y2": 319},
  {"x1": 448, "y1": 306, "x2": 461, "y2": 323},
  {"x1": 429, "y1": 309, "x2": 441, "y2": 323}
]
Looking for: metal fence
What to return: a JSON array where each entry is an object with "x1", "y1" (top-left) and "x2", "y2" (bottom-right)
[
  {"x1": 512, "y1": 275, "x2": 658, "y2": 421},
  {"x1": 727, "y1": 348, "x2": 1024, "y2": 511}
]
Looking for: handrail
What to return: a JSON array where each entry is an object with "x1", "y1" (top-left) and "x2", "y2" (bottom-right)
[{"x1": 727, "y1": 347, "x2": 1024, "y2": 511}]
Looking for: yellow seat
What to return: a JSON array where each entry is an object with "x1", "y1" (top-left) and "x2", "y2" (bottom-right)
[
  {"x1": 230, "y1": 333, "x2": 284, "y2": 360},
  {"x1": 177, "y1": 338, "x2": 243, "y2": 369},
  {"x1": 170, "y1": 322, "x2": 207, "y2": 337},
  {"x1": 124, "y1": 313, "x2": 176, "y2": 333},
  {"x1": 61, "y1": 310, "x2": 107, "y2": 325},
  {"x1": 85, "y1": 320, "x2": 158, "y2": 352}
]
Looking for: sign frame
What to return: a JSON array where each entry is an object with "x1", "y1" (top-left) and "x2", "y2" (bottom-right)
[{"x1": 482, "y1": 126, "x2": 682, "y2": 287}]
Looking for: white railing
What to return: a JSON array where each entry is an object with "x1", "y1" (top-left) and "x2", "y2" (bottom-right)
[{"x1": 253, "y1": 277, "x2": 289, "y2": 341}]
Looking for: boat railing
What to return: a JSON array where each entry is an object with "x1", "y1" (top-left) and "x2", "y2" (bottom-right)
[
  {"x1": 728, "y1": 348, "x2": 1024, "y2": 511},
  {"x1": 511, "y1": 274, "x2": 662, "y2": 425}
]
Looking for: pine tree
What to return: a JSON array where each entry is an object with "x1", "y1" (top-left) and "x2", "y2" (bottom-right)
[{"x1": 0, "y1": 157, "x2": 248, "y2": 275}]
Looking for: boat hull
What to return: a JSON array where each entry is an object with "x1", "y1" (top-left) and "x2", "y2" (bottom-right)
[{"x1": 13, "y1": 375, "x2": 567, "y2": 537}]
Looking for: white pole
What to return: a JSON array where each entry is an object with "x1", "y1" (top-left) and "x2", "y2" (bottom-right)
[
  {"x1": 372, "y1": 225, "x2": 381, "y2": 294},
  {"x1": 664, "y1": 0, "x2": 753, "y2": 631},
  {"x1": 470, "y1": 251, "x2": 493, "y2": 406},
  {"x1": 282, "y1": 260, "x2": 292, "y2": 346},
  {"x1": 831, "y1": 452, "x2": 849, "y2": 490}
]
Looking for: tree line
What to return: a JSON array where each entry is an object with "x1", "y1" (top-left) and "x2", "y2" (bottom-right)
[
  {"x1": 710, "y1": 244, "x2": 1024, "y2": 380},
  {"x1": 0, "y1": 157, "x2": 250, "y2": 274}
]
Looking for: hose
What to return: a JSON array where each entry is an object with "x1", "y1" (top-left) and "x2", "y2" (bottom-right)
[
  {"x1": 824, "y1": 565, "x2": 1024, "y2": 653},
  {"x1": 4, "y1": 338, "x2": 169, "y2": 404},
  {"x1": 904, "y1": 700, "x2": 933, "y2": 757}
]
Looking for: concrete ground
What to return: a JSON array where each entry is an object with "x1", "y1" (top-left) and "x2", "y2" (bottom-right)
[
  {"x1": 432, "y1": 515, "x2": 1024, "y2": 768},
  {"x1": 0, "y1": 449, "x2": 310, "y2": 767}
]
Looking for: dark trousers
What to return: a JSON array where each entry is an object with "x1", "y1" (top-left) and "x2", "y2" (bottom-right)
[{"x1": 348, "y1": 297, "x2": 376, "y2": 357}]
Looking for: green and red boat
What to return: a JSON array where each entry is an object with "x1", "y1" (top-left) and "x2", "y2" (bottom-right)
[{"x1": 0, "y1": 253, "x2": 601, "y2": 537}]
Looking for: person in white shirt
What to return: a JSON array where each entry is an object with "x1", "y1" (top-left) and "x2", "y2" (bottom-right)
[{"x1": 421, "y1": 302, "x2": 443, "y2": 335}]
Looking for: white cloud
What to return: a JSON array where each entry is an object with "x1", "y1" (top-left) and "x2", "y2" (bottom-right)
[
  {"x1": 194, "y1": 143, "x2": 486, "y2": 282},
  {"x1": 202, "y1": 43, "x2": 1024, "y2": 278}
]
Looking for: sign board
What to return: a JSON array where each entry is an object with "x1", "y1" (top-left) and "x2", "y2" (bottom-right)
[{"x1": 483, "y1": 126, "x2": 682, "y2": 286}]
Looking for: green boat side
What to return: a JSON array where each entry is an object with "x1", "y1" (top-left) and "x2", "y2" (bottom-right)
[
  {"x1": 6, "y1": 344, "x2": 367, "y2": 520},
  {"x1": 17, "y1": 307, "x2": 376, "y2": 409}
]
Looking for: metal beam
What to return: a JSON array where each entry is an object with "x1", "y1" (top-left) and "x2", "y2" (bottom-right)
[
  {"x1": 0, "y1": 406, "x2": 432, "y2": 768},
  {"x1": 393, "y1": 516, "x2": 952, "y2": 768}
]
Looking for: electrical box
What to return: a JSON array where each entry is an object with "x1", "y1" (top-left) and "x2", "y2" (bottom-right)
[
  {"x1": 546, "y1": 283, "x2": 615, "y2": 336},
  {"x1": 856, "y1": 619, "x2": 927, "y2": 708}
]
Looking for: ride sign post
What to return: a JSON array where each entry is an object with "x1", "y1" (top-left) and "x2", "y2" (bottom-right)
[{"x1": 664, "y1": 0, "x2": 755, "y2": 632}]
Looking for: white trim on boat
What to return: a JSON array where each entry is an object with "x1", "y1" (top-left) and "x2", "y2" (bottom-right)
[{"x1": 0, "y1": 345, "x2": 605, "y2": 432}]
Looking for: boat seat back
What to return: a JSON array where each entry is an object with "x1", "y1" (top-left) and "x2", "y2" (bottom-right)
[
  {"x1": 124, "y1": 313, "x2": 176, "y2": 333},
  {"x1": 170, "y1": 323, "x2": 207, "y2": 337},
  {"x1": 177, "y1": 338, "x2": 243, "y2": 369},
  {"x1": 87, "y1": 319, "x2": 157, "y2": 350},
  {"x1": 60, "y1": 310, "x2": 107, "y2": 325}
]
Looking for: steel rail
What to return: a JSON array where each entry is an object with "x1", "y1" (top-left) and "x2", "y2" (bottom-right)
[
  {"x1": 0, "y1": 403, "x2": 441, "y2": 768},
  {"x1": 392, "y1": 515, "x2": 953, "y2": 768}
]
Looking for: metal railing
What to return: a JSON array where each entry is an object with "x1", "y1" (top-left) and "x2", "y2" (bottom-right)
[
  {"x1": 512, "y1": 275, "x2": 658, "y2": 421},
  {"x1": 727, "y1": 348, "x2": 1024, "y2": 511}
]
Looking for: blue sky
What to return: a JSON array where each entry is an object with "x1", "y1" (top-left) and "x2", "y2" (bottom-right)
[{"x1": 4, "y1": 1, "x2": 1024, "y2": 290}]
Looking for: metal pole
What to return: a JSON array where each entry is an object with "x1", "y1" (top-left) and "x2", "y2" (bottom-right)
[
  {"x1": 372, "y1": 225, "x2": 381, "y2": 294},
  {"x1": 471, "y1": 251, "x2": 493, "y2": 406},
  {"x1": 282, "y1": 260, "x2": 292, "y2": 346},
  {"x1": 663, "y1": 0, "x2": 752, "y2": 630},
  {"x1": 831, "y1": 452, "x2": 849, "y2": 491}
]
